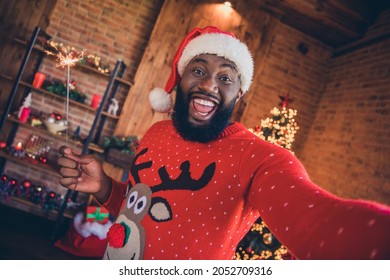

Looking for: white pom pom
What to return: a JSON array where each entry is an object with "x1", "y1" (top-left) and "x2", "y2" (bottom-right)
[{"x1": 149, "y1": 87, "x2": 172, "y2": 113}]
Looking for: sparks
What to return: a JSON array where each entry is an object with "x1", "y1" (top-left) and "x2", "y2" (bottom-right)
[{"x1": 45, "y1": 41, "x2": 85, "y2": 68}]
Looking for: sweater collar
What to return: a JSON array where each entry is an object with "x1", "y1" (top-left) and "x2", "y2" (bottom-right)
[{"x1": 218, "y1": 122, "x2": 247, "y2": 138}]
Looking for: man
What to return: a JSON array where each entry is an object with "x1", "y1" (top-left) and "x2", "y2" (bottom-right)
[{"x1": 58, "y1": 26, "x2": 390, "y2": 260}]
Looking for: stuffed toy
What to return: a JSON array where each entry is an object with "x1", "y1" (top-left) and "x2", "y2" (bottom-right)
[{"x1": 55, "y1": 206, "x2": 114, "y2": 258}]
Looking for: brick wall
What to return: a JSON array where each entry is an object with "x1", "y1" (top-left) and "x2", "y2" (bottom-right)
[
  {"x1": 299, "y1": 10, "x2": 390, "y2": 205},
  {"x1": 241, "y1": 23, "x2": 333, "y2": 157}
]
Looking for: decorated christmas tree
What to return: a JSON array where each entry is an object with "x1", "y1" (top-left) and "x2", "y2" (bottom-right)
[
  {"x1": 248, "y1": 94, "x2": 299, "y2": 151},
  {"x1": 234, "y1": 94, "x2": 299, "y2": 260}
]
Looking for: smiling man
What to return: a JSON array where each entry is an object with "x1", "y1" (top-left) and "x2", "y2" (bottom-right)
[{"x1": 57, "y1": 26, "x2": 390, "y2": 260}]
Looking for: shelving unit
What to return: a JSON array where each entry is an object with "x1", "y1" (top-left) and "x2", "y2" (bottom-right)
[{"x1": 0, "y1": 26, "x2": 133, "y2": 238}]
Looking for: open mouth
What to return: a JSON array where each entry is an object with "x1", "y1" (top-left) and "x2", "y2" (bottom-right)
[{"x1": 189, "y1": 95, "x2": 218, "y2": 123}]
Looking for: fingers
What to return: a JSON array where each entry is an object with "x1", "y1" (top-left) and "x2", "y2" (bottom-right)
[
  {"x1": 59, "y1": 177, "x2": 79, "y2": 190},
  {"x1": 59, "y1": 166, "x2": 81, "y2": 178},
  {"x1": 58, "y1": 146, "x2": 82, "y2": 163}
]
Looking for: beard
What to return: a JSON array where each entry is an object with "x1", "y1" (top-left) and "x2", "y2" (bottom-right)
[{"x1": 171, "y1": 85, "x2": 236, "y2": 143}]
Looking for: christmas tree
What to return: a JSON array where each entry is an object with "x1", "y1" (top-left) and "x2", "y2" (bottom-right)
[
  {"x1": 248, "y1": 94, "x2": 299, "y2": 151},
  {"x1": 234, "y1": 94, "x2": 299, "y2": 260}
]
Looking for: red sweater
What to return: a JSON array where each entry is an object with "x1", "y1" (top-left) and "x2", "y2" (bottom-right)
[{"x1": 103, "y1": 120, "x2": 390, "y2": 259}]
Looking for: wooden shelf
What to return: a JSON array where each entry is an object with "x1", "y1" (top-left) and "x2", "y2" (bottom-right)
[
  {"x1": 0, "y1": 74, "x2": 120, "y2": 120},
  {"x1": 0, "y1": 196, "x2": 75, "y2": 221},
  {"x1": 5, "y1": 115, "x2": 105, "y2": 154},
  {"x1": 13, "y1": 37, "x2": 134, "y2": 86},
  {"x1": 0, "y1": 149, "x2": 60, "y2": 178}
]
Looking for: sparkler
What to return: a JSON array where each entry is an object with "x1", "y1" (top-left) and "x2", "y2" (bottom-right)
[{"x1": 45, "y1": 41, "x2": 85, "y2": 145}]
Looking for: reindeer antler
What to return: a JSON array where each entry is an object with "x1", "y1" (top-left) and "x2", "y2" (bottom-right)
[
  {"x1": 151, "y1": 161, "x2": 216, "y2": 193},
  {"x1": 130, "y1": 148, "x2": 152, "y2": 183}
]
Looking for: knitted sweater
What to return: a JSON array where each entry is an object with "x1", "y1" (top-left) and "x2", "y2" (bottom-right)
[{"x1": 103, "y1": 120, "x2": 390, "y2": 260}]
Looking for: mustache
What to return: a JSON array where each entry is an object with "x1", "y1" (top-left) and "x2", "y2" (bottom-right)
[{"x1": 187, "y1": 90, "x2": 221, "y2": 103}]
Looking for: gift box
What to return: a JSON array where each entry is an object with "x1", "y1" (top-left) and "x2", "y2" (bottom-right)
[{"x1": 86, "y1": 206, "x2": 110, "y2": 224}]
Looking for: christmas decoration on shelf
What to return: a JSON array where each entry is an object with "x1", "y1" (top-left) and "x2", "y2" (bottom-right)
[
  {"x1": 7, "y1": 141, "x2": 25, "y2": 158},
  {"x1": 18, "y1": 92, "x2": 32, "y2": 123},
  {"x1": 235, "y1": 94, "x2": 300, "y2": 260},
  {"x1": 102, "y1": 135, "x2": 140, "y2": 155},
  {"x1": 24, "y1": 134, "x2": 53, "y2": 164},
  {"x1": 0, "y1": 141, "x2": 7, "y2": 149},
  {"x1": 43, "y1": 112, "x2": 68, "y2": 135},
  {"x1": 45, "y1": 79, "x2": 86, "y2": 104},
  {"x1": 0, "y1": 173, "x2": 85, "y2": 212},
  {"x1": 103, "y1": 135, "x2": 140, "y2": 170},
  {"x1": 107, "y1": 98, "x2": 119, "y2": 116},
  {"x1": 39, "y1": 38, "x2": 111, "y2": 74},
  {"x1": 248, "y1": 94, "x2": 299, "y2": 151}
]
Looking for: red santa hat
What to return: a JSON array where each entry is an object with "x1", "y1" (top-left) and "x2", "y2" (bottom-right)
[{"x1": 149, "y1": 26, "x2": 254, "y2": 113}]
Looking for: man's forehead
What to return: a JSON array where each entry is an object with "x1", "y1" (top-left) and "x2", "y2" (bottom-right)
[{"x1": 189, "y1": 54, "x2": 238, "y2": 71}]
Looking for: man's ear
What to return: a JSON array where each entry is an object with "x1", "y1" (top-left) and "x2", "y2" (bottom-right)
[{"x1": 235, "y1": 90, "x2": 244, "y2": 104}]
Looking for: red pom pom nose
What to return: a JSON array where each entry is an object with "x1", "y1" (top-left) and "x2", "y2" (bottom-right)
[{"x1": 107, "y1": 222, "x2": 130, "y2": 248}]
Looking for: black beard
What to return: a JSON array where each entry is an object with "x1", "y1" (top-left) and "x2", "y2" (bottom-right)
[{"x1": 171, "y1": 86, "x2": 236, "y2": 143}]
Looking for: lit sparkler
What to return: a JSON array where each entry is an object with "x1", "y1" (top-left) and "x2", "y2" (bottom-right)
[{"x1": 44, "y1": 41, "x2": 85, "y2": 145}]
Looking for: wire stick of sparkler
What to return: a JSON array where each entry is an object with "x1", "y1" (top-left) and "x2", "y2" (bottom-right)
[
  {"x1": 45, "y1": 41, "x2": 84, "y2": 146},
  {"x1": 66, "y1": 64, "x2": 70, "y2": 145}
]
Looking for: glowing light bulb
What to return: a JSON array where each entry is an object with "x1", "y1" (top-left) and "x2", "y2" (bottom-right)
[{"x1": 224, "y1": 1, "x2": 232, "y2": 8}]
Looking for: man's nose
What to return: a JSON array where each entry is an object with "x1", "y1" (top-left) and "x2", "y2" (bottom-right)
[{"x1": 198, "y1": 76, "x2": 218, "y2": 94}]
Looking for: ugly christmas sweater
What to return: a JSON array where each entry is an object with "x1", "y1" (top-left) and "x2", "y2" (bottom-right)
[{"x1": 103, "y1": 120, "x2": 390, "y2": 260}]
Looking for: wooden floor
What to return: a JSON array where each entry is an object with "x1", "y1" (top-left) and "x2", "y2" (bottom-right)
[{"x1": 0, "y1": 202, "x2": 92, "y2": 260}]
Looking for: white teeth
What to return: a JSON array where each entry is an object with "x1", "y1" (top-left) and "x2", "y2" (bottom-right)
[{"x1": 194, "y1": 98, "x2": 215, "y2": 107}]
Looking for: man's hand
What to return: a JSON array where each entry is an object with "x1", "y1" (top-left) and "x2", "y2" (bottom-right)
[{"x1": 57, "y1": 146, "x2": 112, "y2": 203}]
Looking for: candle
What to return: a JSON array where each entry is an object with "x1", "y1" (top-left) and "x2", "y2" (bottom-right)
[
  {"x1": 15, "y1": 142, "x2": 23, "y2": 150},
  {"x1": 90, "y1": 94, "x2": 102, "y2": 109},
  {"x1": 32, "y1": 72, "x2": 46, "y2": 88},
  {"x1": 19, "y1": 107, "x2": 30, "y2": 123}
]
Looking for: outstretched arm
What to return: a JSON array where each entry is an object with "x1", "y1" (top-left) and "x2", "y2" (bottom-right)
[{"x1": 244, "y1": 144, "x2": 390, "y2": 259}]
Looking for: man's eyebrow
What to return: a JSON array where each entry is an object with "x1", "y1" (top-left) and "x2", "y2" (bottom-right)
[{"x1": 191, "y1": 57, "x2": 238, "y2": 71}]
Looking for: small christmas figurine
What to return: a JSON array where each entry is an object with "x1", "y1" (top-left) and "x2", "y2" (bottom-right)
[
  {"x1": 107, "y1": 98, "x2": 119, "y2": 116},
  {"x1": 18, "y1": 92, "x2": 32, "y2": 123}
]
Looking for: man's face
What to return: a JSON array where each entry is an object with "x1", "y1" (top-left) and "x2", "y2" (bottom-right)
[{"x1": 172, "y1": 54, "x2": 242, "y2": 142}]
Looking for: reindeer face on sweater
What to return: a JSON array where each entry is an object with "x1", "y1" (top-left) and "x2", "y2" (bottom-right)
[{"x1": 104, "y1": 148, "x2": 216, "y2": 259}]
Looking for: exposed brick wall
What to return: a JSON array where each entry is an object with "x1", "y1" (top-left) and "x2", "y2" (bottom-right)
[
  {"x1": 299, "y1": 10, "x2": 390, "y2": 205},
  {"x1": 241, "y1": 23, "x2": 333, "y2": 157}
]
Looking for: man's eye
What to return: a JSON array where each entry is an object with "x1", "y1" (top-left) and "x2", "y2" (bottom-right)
[
  {"x1": 220, "y1": 76, "x2": 232, "y2": 83},
  {"x1": 193, "y1": 69, "x2": 204, "y2": 75}
]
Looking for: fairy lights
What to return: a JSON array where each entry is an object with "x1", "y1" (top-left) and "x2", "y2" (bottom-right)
[{"x1": 249, "y1": 105, "x2": 299, "y2": 151}]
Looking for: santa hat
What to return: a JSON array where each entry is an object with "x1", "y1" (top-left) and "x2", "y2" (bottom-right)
[{"x1": 149, "y1": 26, "x2": 254, "y2": 113}]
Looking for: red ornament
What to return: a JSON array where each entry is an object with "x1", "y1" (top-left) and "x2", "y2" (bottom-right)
[
  {"x1": 1, "y1": 175, "x2": 8, "y2": 181},
  {"x1": 22, "y1": 180, "x2": 31, "y2": 188},
  {"x1": 39, "y1": 156, "x2": 47, "y2": 164},
  {"x1": 107, "y1": 223, "x2": 126, "y2": 248},
  {"x1": 0, "y1": 141, "x2": 6, "y2": 149}
]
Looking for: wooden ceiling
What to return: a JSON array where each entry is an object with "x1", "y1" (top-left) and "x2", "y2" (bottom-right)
[{"x1": 250, "y1": 0, "x2": 390, "y2": 48}]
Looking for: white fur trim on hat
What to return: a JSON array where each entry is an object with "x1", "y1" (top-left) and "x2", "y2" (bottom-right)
[
  {"x1": 149, "y1": 87, "x2": 173, "y2": 113},
  {"x1": 177, "y1": 33, "x2": 254, "y2": 93}
]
